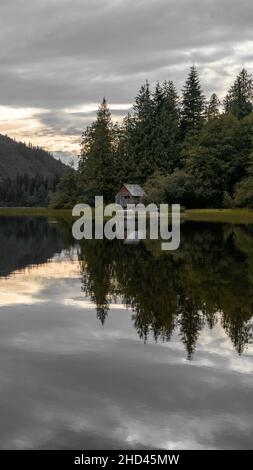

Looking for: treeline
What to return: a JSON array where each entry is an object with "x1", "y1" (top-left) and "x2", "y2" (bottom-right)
[
  {"x1": 0, "y1": 174, "x2": 60, "y2": 207},
  {"x1": 52, "y1": 66, "x2": 253, "y2": 208}
]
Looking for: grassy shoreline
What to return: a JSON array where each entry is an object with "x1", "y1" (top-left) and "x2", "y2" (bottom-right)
[
  {"x1": 184, "y1": 208, "x2": 253, "y2": 223},
  {"x1": 0, "y1": 207, "x2": 253, "y2": 224},
  {"x1": 0, "y1": 207, "x2": 72, "y2": 219}
]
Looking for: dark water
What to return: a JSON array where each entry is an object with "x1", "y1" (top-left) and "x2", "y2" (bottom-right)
[{"x1": 0, "y1": 216, "x2": 252, "y2": 449}]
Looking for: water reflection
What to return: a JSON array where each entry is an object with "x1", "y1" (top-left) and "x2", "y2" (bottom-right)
[
  {"x1": 0, "y1": 217, "x2": 71, "y2": 277},
  {"x1": 0, "y1": 217, "x2": 253, "y2": 449},
  {"x1": 0, "y1": 218, "x2": 253, "y2": 359},
  {"x1": 79, "y1": 223, "x2": 253, "y2": 358}
]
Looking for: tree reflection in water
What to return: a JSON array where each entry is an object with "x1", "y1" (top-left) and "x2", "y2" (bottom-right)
[
  {"x1": 0, "y1": 217, "x2": 252, "y2": 359},
  {"x1": 78, "y1": 222, "x2": 253, "y2": 359}
]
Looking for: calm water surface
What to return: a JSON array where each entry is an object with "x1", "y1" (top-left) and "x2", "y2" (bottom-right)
[{"x1": 0, "y1": 216, "x2": 252, "y2": 449}]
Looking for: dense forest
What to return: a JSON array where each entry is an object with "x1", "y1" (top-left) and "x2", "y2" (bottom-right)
[
  {"x1": 0, "y1": 174, "x2": 60, "y2": 207},
  {"x1": 0, "y1": 134, "x2": 67, "y2": 206},
  {"x1": 52, "y1": 66, "x2": 253, "y2": 209}
]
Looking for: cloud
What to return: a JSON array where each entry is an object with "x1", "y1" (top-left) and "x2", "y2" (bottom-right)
[
  {"x1": 0, "y1": 253, "x2": 253, "y2": 449},
  {"x1": 0, "y1": 0, "x2": 253, "y2": 158}
]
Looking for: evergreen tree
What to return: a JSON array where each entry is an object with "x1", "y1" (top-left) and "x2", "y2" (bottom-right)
[
  {"x1": 223, "y1": 68, "x2": 253, "y2": 119},
  {"x1": 153, "y1": 82, "x2": 164, "y2": 114},
  {"x1": 79, "y1": 98, "x2": 117, "y2": 203},
  {"x1": 133, "y1": 80, "x2": 154, "y2": 121},
  {"x1": 115, "y1": 114, "x2": 136, "y2": 184},
  {"x1": 152, "y1": 80, "x2": 181, "y2": 172},
  {"x1": 180, "y1": 66, "x2": 206, "y2": 137},
  {"x1": 125, "y1": 81, "x2": 155, "y2": 183},
  {"x1": 207, "y1": 93, "x2": 220, "y2": 119}
]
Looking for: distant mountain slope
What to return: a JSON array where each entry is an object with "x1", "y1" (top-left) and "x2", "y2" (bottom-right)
[{"x1": 0, "y1": 134, "x2": 68, "y2": 180}]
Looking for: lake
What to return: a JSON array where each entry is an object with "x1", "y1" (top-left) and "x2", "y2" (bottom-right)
[{"x1": 0, "y1": 216, "x2": 252, "y2": 449}]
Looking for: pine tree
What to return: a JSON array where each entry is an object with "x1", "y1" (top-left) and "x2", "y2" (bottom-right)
[
  {"x1": 180, "y1": 66, "x2": 206, "y2": 137},
  {"x1": 79, "y1": 98, "x2": 117, "y2": 203},
  {"x1": 223, "y1": 68, "x2": 253, "y2": 119},
  {"x1": 153, "y1": 82, "x2": 164, "y2": 115},
  {"x1": 116, "y1": 114, "x2": 136, "y2": 184},
  {"x1": 133, "y1": 80, "x2": 154, "y2": 121},
  {"x1": 207, "y1": 93, "x2": 220, "y2": 119},
  {"x1": 152, "y1": 80, "x2": 180, "y2": 172},
  {"x1": 124, "y1": 81, "x2": 155, "y2": 183}
]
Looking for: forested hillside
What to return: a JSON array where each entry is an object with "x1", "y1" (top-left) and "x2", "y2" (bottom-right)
[{"x1": 0, "y1": 134, "x2": 68, "y2": 206}]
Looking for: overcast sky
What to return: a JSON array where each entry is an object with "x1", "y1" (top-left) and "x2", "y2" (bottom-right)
[{"x1": 0, "y1": 0, "x2": 253, "y2": 164}]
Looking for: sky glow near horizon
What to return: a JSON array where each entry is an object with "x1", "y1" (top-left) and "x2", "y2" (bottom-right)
[{"x1": 0, "y1": 0, "x2": 253, "y2": 164}]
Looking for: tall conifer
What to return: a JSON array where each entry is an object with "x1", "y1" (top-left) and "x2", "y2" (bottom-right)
[{"x1": 180, "y1": 66, "x2": 206, "y2": 137}]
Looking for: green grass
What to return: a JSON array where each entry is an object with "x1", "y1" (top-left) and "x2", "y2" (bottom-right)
[
  {"x1": 1, "y1": 207, "x2": 253, "y2": 224},
  {"x1": 0, "y1": 207, "x2": 73, "y2": 219},
  {"x1": 184, "y1": 208, "x2": 253, "y2": 223}
]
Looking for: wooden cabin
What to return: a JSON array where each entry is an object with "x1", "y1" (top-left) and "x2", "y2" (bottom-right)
[{"x1": 115, "y1": 184, "x2": 146, "y2": 209}]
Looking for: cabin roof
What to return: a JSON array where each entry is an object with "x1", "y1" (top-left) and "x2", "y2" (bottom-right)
[{"x1": 122, "y1": 184, "x2": 146, "y2": 197}]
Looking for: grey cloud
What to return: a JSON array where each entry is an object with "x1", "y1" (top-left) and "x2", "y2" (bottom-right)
[
  {"x1": 0, "y1": 0, "x2": 253, "y2": 154},
  {"x1": 0, "y1": 256, "x2": 253, "y2": 450},
  {"x1": 0, "y1": 293, "x2": 253, "y2": 449}
]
